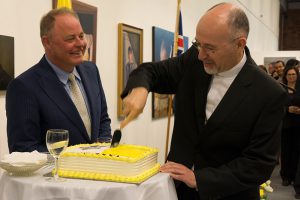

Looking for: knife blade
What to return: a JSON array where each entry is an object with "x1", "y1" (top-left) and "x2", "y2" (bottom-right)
[{"x1": 110, "y1": 129, "x2": 122, "y2": 148}]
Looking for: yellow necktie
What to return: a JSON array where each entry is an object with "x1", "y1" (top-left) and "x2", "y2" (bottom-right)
[{"x1": 68, "y1": 73, "x2": 91, "y2": 138}]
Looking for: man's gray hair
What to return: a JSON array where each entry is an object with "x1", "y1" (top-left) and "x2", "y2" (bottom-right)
[
  {"x1": 227, "y1": 7, "x2": 250, "y2": 38},
  {"x1": 208, "y1": 3, "x2": 250, "y2": 38},
  {"x1": 40, "y1": 8, "x2": 79, "y2": 38}
]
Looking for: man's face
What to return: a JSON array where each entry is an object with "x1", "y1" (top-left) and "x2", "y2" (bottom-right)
[
  {"x1": 274, "y1": 62, "x2": 285, "y2": 77},
  {"x1": 195, "y1": 15, "x2": 245, "y2": 75},
  {"x1": 43, "y1": 14, "x2": 87, "y2": 72}
]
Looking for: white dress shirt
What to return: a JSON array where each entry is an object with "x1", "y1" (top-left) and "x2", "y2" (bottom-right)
[{"x1": 206, "y1": 52, "x2": 247, "y2": 120}]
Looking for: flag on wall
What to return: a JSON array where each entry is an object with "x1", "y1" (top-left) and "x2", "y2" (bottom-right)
[{"x1": 56, "y1": 0, "x2": 72, "y2": 9}]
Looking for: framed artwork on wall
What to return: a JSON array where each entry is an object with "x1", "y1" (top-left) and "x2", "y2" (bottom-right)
[
  {"x1": 152, "y1": 26, "x2": 188, "y2": 119},
  {"x1": 53, "y1": 0, "x2": 97, "y2": 62},
  {"x1": 117, "y1": 23, "x2": 143, "y2": 118},
  {"x1": 0, "y1": 35, "x2": 14, "y2": 90}
]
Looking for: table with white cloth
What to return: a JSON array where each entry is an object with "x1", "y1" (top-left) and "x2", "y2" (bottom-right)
[{"x1": 0, "y1": 168, "x2": 178, "y2": 200}]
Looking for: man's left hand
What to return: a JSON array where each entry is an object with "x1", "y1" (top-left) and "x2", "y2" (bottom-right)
[{"x1": 160, "y1": 161, "x2": 197, "y2": 189}]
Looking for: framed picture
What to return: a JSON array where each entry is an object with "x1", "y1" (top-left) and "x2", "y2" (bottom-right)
[
  {"x1": 117, "y1": 23, "x2": 143, "y2": 118},
  {"x1": 0, "y1": 35, "x2": 14, "y2": 90},
  {"x1": 53, "y1": 0, "x2": 97, "y2": 62},
  {"x1": 152, "y1": 26, "x2": 188, "y2": 119}
]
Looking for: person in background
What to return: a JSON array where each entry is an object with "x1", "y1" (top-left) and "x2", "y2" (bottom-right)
[
  {"x1": 6, "y1": 8, "x2": 111, "y2": 153},
  {"x1": 273, "y1": 60, "x2": 285, "y2": 82},
  {"x1": 286, "y1": 59, "x2": 300, "y2": 70},
  {"x1": 297, "y1": 63, "x2": 300, "y2": 73},
  {"x1": 267, "y1": 62, "x2": 275, "y2": 75},
  {"x1": 280, "y1": 66, "x2": 300, "y2": 189},
  {"x1": 286, "y1": 59, "x2": 300, "y2": 96},
  {"x1": 282, "y1": 59, "x2": 300, "y2": 199},
  {"x1": 258, "y1": 64, "x2": 267, "y2": 73},
  {"x1": 120, "y1": 3, "x2": 286, "y2": 200}
]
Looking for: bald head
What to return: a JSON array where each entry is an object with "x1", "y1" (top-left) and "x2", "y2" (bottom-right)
[
  {"x1": 194, "y1": 3, "x2": 249, "y2": 74},
  {"x1": 201, "y1": 3, "x2": 249, "y2": 39}
]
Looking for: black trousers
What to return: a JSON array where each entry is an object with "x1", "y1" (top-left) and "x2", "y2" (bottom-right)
[
  {"x1": 281, "y1": 127, "x2": 298, "y2": 182},
  {"x1": 293, "y1": 129, "x2": 300, "y2": 193}
]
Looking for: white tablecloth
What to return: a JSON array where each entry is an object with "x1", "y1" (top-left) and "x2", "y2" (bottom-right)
[{"x1": 0, "y1": 168, "x2": 178, "y2": 200}]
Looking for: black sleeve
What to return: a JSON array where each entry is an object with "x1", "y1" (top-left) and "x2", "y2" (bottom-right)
[{"x1": 121, "y1": 46, "x2": 199, "y2": 98}]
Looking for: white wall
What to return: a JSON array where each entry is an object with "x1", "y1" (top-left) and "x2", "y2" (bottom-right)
[
  {"x1": 0, "y1": 0, "x2": 283, "y2": 164},
  {"x1": 252, "y1": 51, "x2": 300, "y2": 66}
]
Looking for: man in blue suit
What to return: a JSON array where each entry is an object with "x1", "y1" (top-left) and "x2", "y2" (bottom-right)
[{"x1": 6, "y1": 8, "x2": 111, "y2": 153}]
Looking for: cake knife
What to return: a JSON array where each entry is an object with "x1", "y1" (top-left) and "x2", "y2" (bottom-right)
[{"x1": 110, "y1": 129, "x2": 122, "y2": 148}]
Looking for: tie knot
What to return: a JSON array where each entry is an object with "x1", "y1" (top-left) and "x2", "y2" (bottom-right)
[{"x1": 68, "y1": 73, "x2": 76, "y2": 82}]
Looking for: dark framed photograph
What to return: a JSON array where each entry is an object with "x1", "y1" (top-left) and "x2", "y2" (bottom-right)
[
  {"x1": 53, "y1": 0, "x2": 97, "y2": 62},
  {"x1": 117, "y1": 23, "x2": 143, "y2": 118},
  {"x1": 152, "y1": 26, "x2": 188, "y2": 119},
  {"x1": 0, "y1": 35, "x2": 14, "y2": 90}
]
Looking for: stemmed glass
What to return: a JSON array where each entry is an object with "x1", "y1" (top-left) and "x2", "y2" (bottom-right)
[{"x1": 46, "y1": 129, "x2": 69, "y2": 182}]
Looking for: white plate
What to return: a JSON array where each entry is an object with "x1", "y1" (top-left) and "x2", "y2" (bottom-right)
[{"x1": 0, "y1": 161, "x2": 47, "y2": 176}]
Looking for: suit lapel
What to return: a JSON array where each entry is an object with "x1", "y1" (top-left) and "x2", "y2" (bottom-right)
[
  {"x1": 194, "y1": 67, "x2": 212, "y2": 131},
  {"x1": 205, "y1": 62, "x2": 253, "y2": 133},
  {"x1": 38, "y1": 58, "x2": 90, "y2": 141}
]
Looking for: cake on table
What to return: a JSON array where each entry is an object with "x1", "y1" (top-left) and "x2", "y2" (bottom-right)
[{"x1": 57, "y1": 143, "x2": 160, "y2": 184}]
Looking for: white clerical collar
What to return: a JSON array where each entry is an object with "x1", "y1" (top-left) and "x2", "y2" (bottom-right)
[{"x1": 215, "y1": 51, "x2": 246, "y2": 78}]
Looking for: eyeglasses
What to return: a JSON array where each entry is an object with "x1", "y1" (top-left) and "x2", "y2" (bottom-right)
[
  {"x1": 192, "y1": 36, "x2": 244, "y2": 55},
  {"x1": 192, "y1": 38, "x2": 216, "y2": 55}
]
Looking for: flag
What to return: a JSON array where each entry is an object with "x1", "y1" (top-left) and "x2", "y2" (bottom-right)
[
  {"x1": 172, "y1": 9, "x2": 184, "y2": 110},
  {"x1": 56, "y1": 0, "x2": 72, "y2": 9},
  {"x1": 172, "y1": 0, "x2": 183, "y2": 58},
  {"x1": 165, "y1": 0, "x2": 182, "y2": 160},
  {"x1": 176, "y1": 11, "x2": 184, "y2": 56}
]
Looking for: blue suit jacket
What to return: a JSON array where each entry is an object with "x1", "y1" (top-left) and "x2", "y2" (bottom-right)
[{"x1": 6, "y1": 56, "x2": 111, "y2": 153}]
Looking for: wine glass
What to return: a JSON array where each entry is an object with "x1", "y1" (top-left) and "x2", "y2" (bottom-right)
[{"x1": 46, "y1": 129, "x2": 69, "y2": 182}]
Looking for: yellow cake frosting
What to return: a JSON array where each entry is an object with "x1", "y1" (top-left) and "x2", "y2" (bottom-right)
[{"x1": 57, "y1": 143, "x2": 160, "y2": 184}]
